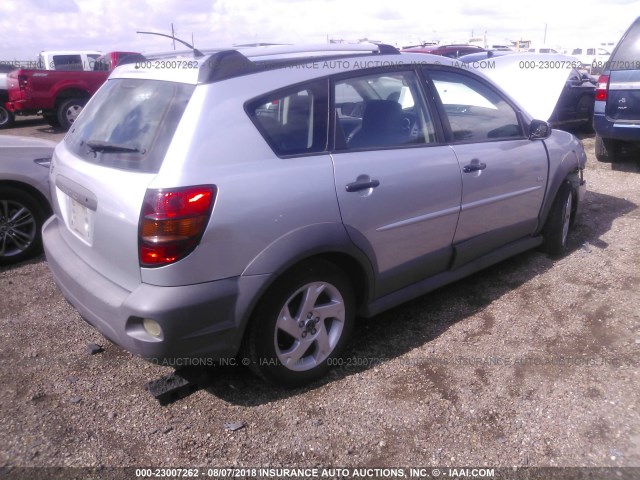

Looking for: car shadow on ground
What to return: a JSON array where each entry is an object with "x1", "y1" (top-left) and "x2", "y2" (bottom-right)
[
  {"x1": 4, "y1": 117, "x2": 65, "y2": 135},
  {"x1": 610, "y1": 144, "x2": 640, "y2": 173},
  {"x1": 573, "y1": 131, "x2": 640, "y2": 173},
  {"x1": 189, "y1": 190, "x2": 637, "y2": 406}
]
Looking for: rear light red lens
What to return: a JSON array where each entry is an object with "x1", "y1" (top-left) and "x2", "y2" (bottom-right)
[
  {"x1": 139, "y1": 186, "x2": 216, "y2": 267},
  {"x1": 595, "y1": 74, "x2": 609, "y2": 102}
]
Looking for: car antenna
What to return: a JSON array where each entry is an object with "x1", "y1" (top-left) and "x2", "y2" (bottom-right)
[{"x1": 136, "y1": 31, "x2": 205, "y2": 57}]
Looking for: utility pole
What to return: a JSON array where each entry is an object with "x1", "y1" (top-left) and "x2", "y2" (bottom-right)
[
  {"x1": 171, "y1": 23, "x2": 176, "y2": 50},
  {"x1": 543, "y1": 23, "x2": 547, "y2": 44}
]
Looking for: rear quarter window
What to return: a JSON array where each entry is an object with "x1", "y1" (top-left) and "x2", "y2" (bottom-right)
[
  {"x1": 246, "y1": 80, "x2": 328, "y2": 156},
  {"x1": 65, "y1": 78, "x2": 194, "y2": 173}
]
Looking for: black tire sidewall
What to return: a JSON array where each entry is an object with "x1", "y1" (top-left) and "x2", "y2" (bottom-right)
[
  {"x1": 0, "y1": 186, "x2": 46, "y2": 265},
  {"x1": 0, "y1": 103, "x2": 14, "y2": 129},
  {"x1": 245, "y1": 259, "x2": 355, "y2": 387},
  {"x1": 43, "y1": 114, "x2": 61, "y2": 129},
  {"x1": 541, "y1": 181, "x2": 573, "y2": 256},
  {"x1": 57, "y1": 98, "x2": 86, "y2": 130}
]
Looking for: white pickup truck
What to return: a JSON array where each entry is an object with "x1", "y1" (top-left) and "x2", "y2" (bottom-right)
[{"x1": 37, "y1": 50, "x2": 102, "y2": 71}]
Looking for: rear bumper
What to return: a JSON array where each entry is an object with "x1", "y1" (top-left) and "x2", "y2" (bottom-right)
[
  {"x1": 43, "y1": 216, "x2": 270, "y2": 363},
  {"x1": 593, "y1": 112, "x2": 640, "y2": 142},
  {"x1": 4, "y1": 99, "x2": 39, "y2": 115}
]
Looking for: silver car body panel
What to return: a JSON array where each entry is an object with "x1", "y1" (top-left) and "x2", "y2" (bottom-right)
[
  {"x1": 50, "y1": 140, "x2": 155, "y2": 291},
  {"x1": 0, "y1": 135, "x2": 56, "y2": 202},
  {"x1": 331, "y1": 145, "x2": 461, "y2": 296}
]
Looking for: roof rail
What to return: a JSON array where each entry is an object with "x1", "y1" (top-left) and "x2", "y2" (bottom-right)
[{"x1": 198, "y1": 43, "x2": 400, "y2": 83}]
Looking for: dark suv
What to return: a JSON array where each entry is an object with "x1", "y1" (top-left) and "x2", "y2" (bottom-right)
[{"x1": 593, "y1": 16, "x2": 640, "y2": 161}]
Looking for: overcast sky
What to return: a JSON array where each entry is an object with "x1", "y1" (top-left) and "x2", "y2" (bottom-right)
[{"x1": 0, "y1": 0, "x2": 638, "y2": 61}]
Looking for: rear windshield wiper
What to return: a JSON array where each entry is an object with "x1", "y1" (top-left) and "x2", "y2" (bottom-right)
[{"x1": 85, "y1": 140, "x2": 141, "y2": 154}]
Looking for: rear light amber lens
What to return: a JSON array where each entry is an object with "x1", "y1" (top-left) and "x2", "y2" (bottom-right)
[
  {"x1": 595, "y1": 74, "x2": 609, "y2": 102},
  {"x1": 139, "y1": 186, "x2": 216, "y2": 267}
]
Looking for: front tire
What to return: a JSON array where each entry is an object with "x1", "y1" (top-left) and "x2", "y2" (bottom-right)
[
  {"x1": 541, "y1": 181, "x2": 573, "y2": 255},
  {"x1": 243, "y1": 259, "x2": 355, "y2": 387},
  {"x1": 0, "y1": 187, "x2": 46, "y2": 265},
  {"x1": 57, "y1": 98, "x2": 86, "y2": 130}
]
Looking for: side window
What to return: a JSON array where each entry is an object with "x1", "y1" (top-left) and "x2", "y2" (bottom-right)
[
  {"x1": 52, "y1": 55, "x2": 83, "y2": 71},
  {"x1": 333, "y1": 70, "x2": 436, "y2": 150},
  {"x1": 247, "y1": 80, "x2": 328, "y2": 156},
  {"x1": 428, "y1": 70, "x2": 523, "y2": 142}
]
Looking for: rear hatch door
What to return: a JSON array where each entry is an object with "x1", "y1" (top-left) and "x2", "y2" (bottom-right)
[
  {"x1": 606, "y1": 70, "x2": 640, "y2": 123},
  {"x1": 50, "y1": 77, "x2": 195, "y2": 291}
]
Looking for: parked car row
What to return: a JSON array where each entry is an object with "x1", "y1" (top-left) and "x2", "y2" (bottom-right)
[{"x1": 1, "y1": 51, "x2": 139, "y2": 131}]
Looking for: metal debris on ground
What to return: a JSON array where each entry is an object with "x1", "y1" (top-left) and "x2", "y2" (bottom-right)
[
  {"x1": 223, "y1": 421, "x2": 245, "y2": 432},
  {"x1": 87, "y1": 343, "x2": 104, "y2": 355},
  {"x1": 144, "y1": 368, "x2": 212, "y2": 406}
]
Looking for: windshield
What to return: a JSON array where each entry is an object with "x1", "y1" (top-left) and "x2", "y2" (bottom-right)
[{"x1": 66, "y1": 78, "x2": 194, "y2": 172}]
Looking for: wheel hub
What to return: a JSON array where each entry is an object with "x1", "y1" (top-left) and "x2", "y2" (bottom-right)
[{"x1": 299, "y1": 312, "x2": 320, "y2": 338}]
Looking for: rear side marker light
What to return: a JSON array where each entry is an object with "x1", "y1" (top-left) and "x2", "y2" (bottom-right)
[{"x1": 139, "y1": 185, "x2": 216, "y2": 267}]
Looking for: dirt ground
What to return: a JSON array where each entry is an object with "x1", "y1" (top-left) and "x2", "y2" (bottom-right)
[{"x1": 1, "y1": 118, "x2": 639, "y2": 475}]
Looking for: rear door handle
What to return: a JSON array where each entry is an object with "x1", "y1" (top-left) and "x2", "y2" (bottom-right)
[
  {"x1": 463, "y1": 162, "x2": 487, "y2": 173},
  {"x1": 346, "y1": 179, "x2": 380, "y2": 192}
]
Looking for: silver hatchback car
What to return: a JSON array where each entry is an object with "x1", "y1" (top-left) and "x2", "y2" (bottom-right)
[{"x1": 43, "y1": 44, "x2": 586, "y2": 386}]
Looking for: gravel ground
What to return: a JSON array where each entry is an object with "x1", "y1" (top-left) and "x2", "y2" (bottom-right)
[{"x1": 1, "y1": 118, "x2": 639, "y2": 473}]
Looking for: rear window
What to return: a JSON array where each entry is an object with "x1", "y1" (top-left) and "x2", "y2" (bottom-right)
[
  {"x1": 609, "y1": 18, "x2": 640, "y2": 70},
  {"x1": 65, "y1": 78, "x2": 194, "y2": 173}
]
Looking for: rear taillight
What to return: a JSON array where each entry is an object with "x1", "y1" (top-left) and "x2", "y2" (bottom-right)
[
  {"x1": 139, "y1": 186, "x2": 216, "y2": 267},
  {"x1": 595, "y1": 74, "x2": 609, "y2": 102}
]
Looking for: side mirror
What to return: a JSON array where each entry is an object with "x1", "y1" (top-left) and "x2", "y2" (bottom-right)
[{"x1": 529, "y1": 119, "x2": 551, "y2": 139}]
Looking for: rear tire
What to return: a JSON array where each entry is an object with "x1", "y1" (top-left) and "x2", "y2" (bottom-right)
[
  {"x1": 57, "y1": 97, "x2": 86, "y2": 130},
  {"x1": 0, "y1": 186, "x2": 46, "y2": 265},
  {"x1": 576, "y1": 95, "x2": 594, "y2": 132},
  {"x1": 243, "y1": 259, "x2": 355, "y2": 387},
  {"x1": 0, "y1": 104, "x2": 15, "y2": 129},
  {"x1": 595, "y1": 134, "x2": 619, "y2": 162},
  {"x1": 541, "y1": 181, "x2": 573, "y2": 256}
]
